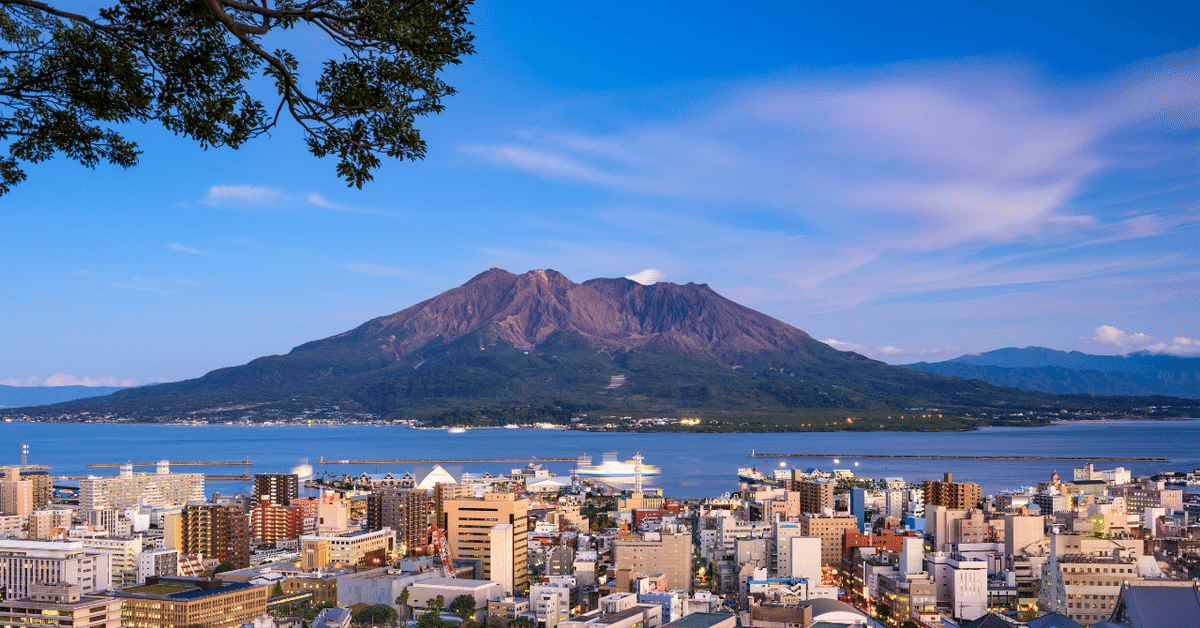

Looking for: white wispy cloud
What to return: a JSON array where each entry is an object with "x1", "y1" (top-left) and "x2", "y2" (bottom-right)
[
  {"x1": 1, "y1": 375, "x2": 170, "y2": 387},
  {"x1": 167, "y1": 243, "x2": 207, "y2": 256},
  {"x1": 824, "y1": 338, "x2": 867, "y2": 353},
  {"x1": 205, "y1": 185, "x2": 288, "y2": 207},
  {"x1": 463, "y1": 49, "x2": 1198, "y2": 253}
]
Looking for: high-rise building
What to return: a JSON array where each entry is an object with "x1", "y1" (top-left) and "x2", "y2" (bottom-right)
[
  {"x1": 253, "y1": 473, "x2": 299, "y2": 506},
  {"x1": 79, "y1": 536, "x2": 143, "y2": 587},
  {"x1": 20, "y1": 470, "x2": 52, "y2": 510},
  {"x1": 366, "y1": 487, "x2": 431, "y2": 556},
  {"x1": 611, "y1": 531, "x2": 693, "y2": 593},
  {"x1": 251, "y1": 498, "x2": 306, "y2": 545},
  {"x1": 790, "y1": 478, "x2": 835, "y2": 515},
  {"x1": 797, "y1": 512, "x2": 859, "y2": 567},
  {"x1": 922, "y1": 473, "x2": 981, "y2": 510},
  {"x1": 80, "y1": 462, "x2": 204, "y2": 511},
  {"x1": 182, "y1": 503, "x2": 251, "y2": 569},
  {"x1": 0, "y1": 539, "x2": 112, "y2": 598},
  {"x1": 0, "y1": 466, "x2": 33, "y2": 517},
  {"x1": 443, "y1": 492, "x2": 529, "y2": 591}
]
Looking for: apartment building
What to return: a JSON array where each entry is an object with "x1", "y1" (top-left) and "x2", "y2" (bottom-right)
[
  {"x1": 182, "y1": 503, "x2": 251, "y2": 569},
  {"x1": 922, "y1": 473, "x2": 981, "y2": 510},
  {"x1": 253, "y1": 473, "x2": 299, "y2": 506},
  {"x1": 300, "y1": 528, "x2": 396, "y2": 570},
  {"x1": 798, "y1": 513, "x2": 859, "y2": 567},
  {"x1": 366, "y1": 487, "x2": 431, "y2": 556},
  {"x1": 80, "y1": 462, "x2": 204, "y2": 511}
]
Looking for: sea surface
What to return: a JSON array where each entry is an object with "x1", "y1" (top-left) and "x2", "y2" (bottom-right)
[{"x1": 1, "y1": 420, "x2": 1197, "y2": 499}]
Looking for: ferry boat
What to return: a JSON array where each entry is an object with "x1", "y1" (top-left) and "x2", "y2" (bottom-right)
[
  {"x1": 447, "y1": 427, "x2": 468, "y2": 434},
  {"x1": 738, "y1": 465, "x2": 766, "y2": 484},
  {"x1": 575, "y1": 452, "x2": 661, "y2": 477}
]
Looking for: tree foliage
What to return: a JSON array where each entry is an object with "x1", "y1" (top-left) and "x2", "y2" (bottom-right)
[
  {"x1": 0, "y1": 0, "x2": 474, "y2": 194},
  {"x1": 448, "y1": 594, "x2": 476, "y2": 623},
  {"x1": 417, "y1": 611, "x2": 456, "y2": 628},
  {"x1": 353, "y1": 604, "x2": 398, "y2": 627}
]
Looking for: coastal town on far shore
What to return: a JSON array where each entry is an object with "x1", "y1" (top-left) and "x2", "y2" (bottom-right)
[{"x1": 1, "y1": 443, "x2": 1199, "y2": 628}]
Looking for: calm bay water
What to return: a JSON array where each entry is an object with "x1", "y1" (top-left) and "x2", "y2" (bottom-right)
[{"x1": 1, "y1": 420, "x2": 1197, "y2": 499}]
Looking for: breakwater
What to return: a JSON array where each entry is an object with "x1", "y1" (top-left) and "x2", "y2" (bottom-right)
[
  {"x1": 749, "y1": 453, "x2": 1169, "y2": 461},
  {"x1": 316, "y1": 457, "x2": 577, "y2": 464}
]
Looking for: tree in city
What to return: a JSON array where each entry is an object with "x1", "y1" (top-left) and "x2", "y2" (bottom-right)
[
  {"x1": 0, "y1": 0, "x2": 475, "y2": 194},
  {"x1": 507, "y1": 618, "x2": 535, "y2": 628},
  {"x1": 875, "y1": 603, "x2": 891, "y2": 622},
  {"x1": 272, "y1": 581, "x2": 285, "y2": 598},
  {"x1": 353, "y1": 604, "x2": 398, "y2": 627},
  {"x1": 213, "y1": 561, "x2": 235, "y2": 574},
  {"x1": 448, "y1": 594, "x2": 476, "y2": 625},
  {"x1": 396, "y1": 589, "x2": 411, "y2": 621},
  {"x1": 417, "y1": 611, "x2": 455, "y2": 628},
  {"x1": 432, "y1": 594, "x2": 445, "y2": 611}
]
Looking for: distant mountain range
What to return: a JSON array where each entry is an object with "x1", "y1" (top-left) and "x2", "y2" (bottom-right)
[
  {"x1": 5, "y1": 269, "x2": 1196, "y2": 426},
  {"x1": 0, "y1": 385, "x2": 127, "y2": 409},
  {"x1": 903, "y1": 348, "x2": 1200, "y2": 398}
]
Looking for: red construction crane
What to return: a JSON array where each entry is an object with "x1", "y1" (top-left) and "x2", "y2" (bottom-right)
[{"x1": 429, "y1": 521, "x2": 455, "y2": 578}]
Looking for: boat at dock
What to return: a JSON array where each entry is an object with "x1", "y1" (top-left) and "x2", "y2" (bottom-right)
[{"x1": 575, "y1": 452, "x2": 660, "y2": 477}]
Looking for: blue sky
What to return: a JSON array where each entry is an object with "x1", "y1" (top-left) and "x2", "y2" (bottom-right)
[{"x1": 2, "y1": 0, "x2": 1198, "y2": 386}]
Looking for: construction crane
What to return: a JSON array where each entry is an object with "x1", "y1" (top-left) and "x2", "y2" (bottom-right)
[{"x1": 429, "y1": 522, "x2": 455, "y2": 578}]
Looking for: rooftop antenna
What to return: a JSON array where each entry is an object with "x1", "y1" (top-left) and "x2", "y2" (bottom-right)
[{"x1": 633, "y1": 452, "x2": 643, "y2": 494}]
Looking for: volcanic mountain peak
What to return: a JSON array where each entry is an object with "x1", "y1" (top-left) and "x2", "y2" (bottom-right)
[{"x1": 300, "y1": 268, "x2": 817, "y2": 363}]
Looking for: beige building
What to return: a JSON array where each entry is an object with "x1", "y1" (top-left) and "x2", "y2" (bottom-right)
[
  {"x1": 444, "y1": 492, "x2": 530, "y2": 591},
  {"x1": 300, "y1": 528, "x2": 396, "y2": 570},
  {"x1": 105, "y1": 576, "x2": 270, "y2": 628},
  {"x1": 0, "y1": 582, "x2": 121, "y2": 628},
  {"x1": 0, "y1": 467, "x2": 34, "y2": 517},
  {"x1": 922, "y1": 473, "x2": 981, "y2": 510},
  {"x1": 791, "y1": 479, "x2": 834, "y2": 515},
  {"x1": 798, "y1": 512, "x2": 858, "y2": 567},
  {"x1": 80, "y1": 462, "x2": 204, "y2": 511},
  {"x1": 612, "y1": 531, "x2": 693, "y2": 593},
  {"x1": 29, "y1": 508, "x2": 74, "y2": 539}
]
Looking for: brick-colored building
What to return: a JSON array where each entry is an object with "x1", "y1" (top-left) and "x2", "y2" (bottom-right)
[
  {"x1": 922, "y1": 473, "x2": 981, "y2": 510},
  {"x1": 183, "y1": 503, "x2": 251, "y2": 569},
  {"x1": 251, "y1": 498, "x2": 307, "y2": 545}
]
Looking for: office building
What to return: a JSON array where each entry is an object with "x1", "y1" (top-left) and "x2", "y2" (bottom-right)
[
  {"x1": 0, "y1": 539, "x2": 112, "y2": 598},
  {"x1": 19, "y1": 471, "x2": 52, "y2": 511},
  {"x1": 80, "y1": 462, "x2": 204, "y2": 511},
  {"x1": 922, "y1": 473, "x2": 981, "y2": 510},
  {"x1": 443, "y1": 492, "x2": 529, "y2": 591},
  {"x1": 612, "y1": 531, "x2": 693, "y2": 593},
  {"x1": 798, "y1": 513, "x2": 859, "y2": 567},
  {"x1": 138, "y1": 548, "x2": 179, "y2": 583},
  {"x1": 0, "y1": 582, "x2": 121, "y2": 628},
  {"x1": 253, "y1": 473, "x2": 299, "y2": 506},
  {"x1": 80, "y1": 536, "x2": 143, "y2": 586},
  {"x1": 105, "y1": 576, "x2": 269, "y2": 628},
  {"x1": 300, "y1": 528, "x2": 396, "y2": 570},
  {"x1": 182, "y1": 503, "x2": 252, "y2": 569}
]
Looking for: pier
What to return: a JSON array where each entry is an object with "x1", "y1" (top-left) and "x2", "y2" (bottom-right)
[
  {"x1": 55, "y1": 475, "x2": 250, "y2": 481},
  {"x1": 316, "y1": 457, "x2": 577, "y2": 464},
  {"x1": 86, "y1": 458, "x2": 253, "y2": 468},
  {"x1": 748, "y1": 453, "x2": 1169, "y2": 461}
]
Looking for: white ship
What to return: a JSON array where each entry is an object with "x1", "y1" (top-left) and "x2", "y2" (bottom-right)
[{"x1": 574, "y1": 452, "x2": 661, "y2": 477}]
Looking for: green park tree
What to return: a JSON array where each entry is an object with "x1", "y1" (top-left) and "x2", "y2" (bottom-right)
[
  {"x1": 0, "y1": 0, "x2": 475, "y2": 194},
  {"x1": 448, "y1": 594, "x2": 476, "y2": 624}
]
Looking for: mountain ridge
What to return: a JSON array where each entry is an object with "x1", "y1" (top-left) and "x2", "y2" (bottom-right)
[{"x1": 6, "y1": 270, "x2": 1197, "y2": 425}]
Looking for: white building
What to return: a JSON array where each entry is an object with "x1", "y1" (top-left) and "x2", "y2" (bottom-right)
[
  {"x1": 79, "y1": 536, "x2": 142, "y2": 586},
  {"x1": 79, "y1": 462, "x2": 204, "y2": 511},
  {"x1": 531, "y1": 579, "x2": 573, "y2": 628},
  {"x1": 138, "y1": 548, "x2": 179, "y2": 583},
  {"x1": 927, "y1": 552, "x2": 987, "y2": 621},
  {"x1": 0, "y1": 539, "x2": 112, "y2": 598}
]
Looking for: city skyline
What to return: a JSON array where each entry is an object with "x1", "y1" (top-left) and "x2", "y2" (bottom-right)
[{"x1": 3, "y1": 0, "x2": 1197, "y2": 387}]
